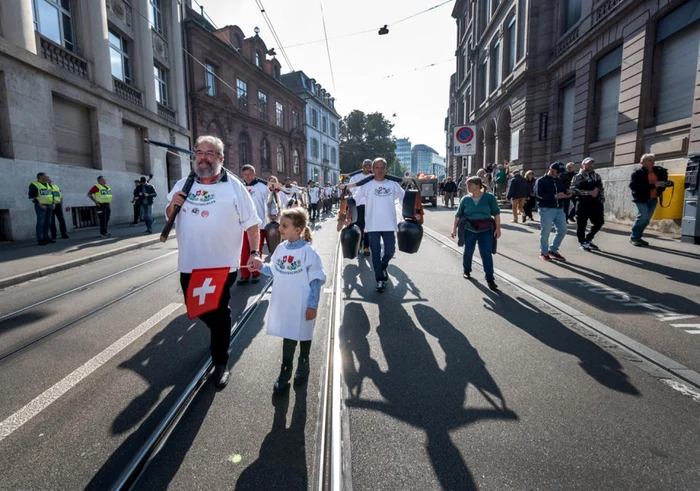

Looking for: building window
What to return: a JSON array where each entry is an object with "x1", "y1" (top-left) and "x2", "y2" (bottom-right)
[
  {"x1": 311, "y1": 108, "x2": 318, "y2": 128},
  {"x1": 653, "y1": 4, "x2": 700, "y2": 125},
  {"x1": 293, "y1": 149, "x2": 300, "y2": 174},
  {"x1": 322, "y1": 116, "x2": 327, "y2": 133},
  {"x1": 154, "y1": 63, "x2": 168, "y2": 106},
  {"x1": 236, "y1": 79, "x2": 248, "y2": 111},
  {"x1": 559, "y1": 79, "x2": 576, "y2": 151},
  {"x1": 32, "y1": 0, "x2": 75, "y2": 51},
  {"x1": 123, "y1": 122, "x2": 146, "y2": 174},
  {"x1": 108, "y1": 28, "x2": 131, "y2": 84},
  {"x1": 478, "y1": 58, "x2": 488, "y2": 104},
  {"x1": 506, "y1": 15, "x2": 517, "y2": 76},
  {"x1": 331, "y1": 147, "x2": 337, "y2": 164},
  {"x1": 490, "y1": 38, "x2": 501, "y2": 92},
  {"x1": 478, "y1": 0, "x2": 489, "y2": 35},
  {"x1": 277, "y1": 144, "x2": 285, "y2": 172},
  {"x1": 517, "y1": 0, "x2": 526, "y2": 60},
  {"x1": 260, "y1": 138, "x2": 270, "y2": 169},
  {"x1": 258, "y1": 91, "x2": 268, "y2": 121},
  {"x1": 311, "y1": 138, "x2": 319, "y2": 158},
  {"x1": 255, "y1": 52, "x2": 261, "y2": 67},
  {"x1": 330, "y1": 121, "x2": 336, "y2": 138},
  {"x1": 205, "y1": 62, "x2": 216, "y2": 97},
  {"x1": 52, "y1": 94, "x2": 93, "y2": 168},
  {"x1": 292, "y1": 110, "x2": 299, "y2": 129},
  {"x1": 276, "y1": 102, "x2": 284, "y2": 127},
  {"x1": 239, "y1": 133, "x2": 250, "y2": 166},
  {"x1": 562, "y1": 0, "x2": 581, "y2": 33},
  {"x1": 593, "y1": 46, "x2": 622, "y2": 142},
  {"x1": 323, "y1": 143, "x2": 328, "y2": 161},
  {"x1": 149, "y1": 0, "x2": 163, "y2": 34}
]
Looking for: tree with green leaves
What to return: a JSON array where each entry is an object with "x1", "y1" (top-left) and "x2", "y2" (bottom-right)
[{"x1": 339, "y1": 110, "x2": 405, "y2": 175}]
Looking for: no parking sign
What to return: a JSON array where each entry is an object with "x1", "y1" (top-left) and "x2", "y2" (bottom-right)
[{"x1": 453, "y1": 125, "x2": 476, "y2": 155}]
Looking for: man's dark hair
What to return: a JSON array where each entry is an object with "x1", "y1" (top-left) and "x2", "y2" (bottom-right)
[
  {"x1": 241, "y1": 164, "x2": 256, "y2": 173},
  {"x1": 37, "y1": 172, "x2": 46, "y2": 180},
  {"x1": 140, "y1": 176, "x2": 147, "y2": 182}
]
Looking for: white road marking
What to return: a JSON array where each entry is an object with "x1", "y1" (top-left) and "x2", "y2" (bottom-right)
[
  {"x1": 670, "y1": 324, "x2": 700, "y2": 329},
  {"x1": 0, "y1": 303, "x2": 182, "y2": 443},
  {"x1": 660, "y1": 379, "x2": 700, "y2": 403}
]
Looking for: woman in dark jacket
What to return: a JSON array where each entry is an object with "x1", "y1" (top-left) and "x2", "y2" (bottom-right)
[{"x1": 523, "y1": 170, "x2": 536, "y2": 222}]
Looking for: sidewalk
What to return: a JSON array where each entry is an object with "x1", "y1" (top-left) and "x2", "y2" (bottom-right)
[{"x1": 0, "y1": 221, "x2": 175, "y2": 289}]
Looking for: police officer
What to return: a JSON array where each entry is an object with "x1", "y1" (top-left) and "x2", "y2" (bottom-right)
[
  {"x1": 88, "y1": 176, "x2": 112, "y2": 237},
  {"x1": 571, "y1": 157, "x2": 605, "y2": 251},
  {"x1": 28, "y1": 172, "x2": 54, "y2": 246},
  {"x1": 47, "y1": 177, "x2": 69, "y2": 240}
]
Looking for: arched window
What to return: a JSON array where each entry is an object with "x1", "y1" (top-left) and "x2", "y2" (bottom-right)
[
  {"x1": 260, "y1": 138, "x2": 270, "y2": 169},
  {"x1": 239, "y1": 133, "x2": 250, "y2": 167},
  {"x1": 277, "y1": 144, "x2": 285, "y2": 173},
  {"x1": 293, "y1": 149, "x2": 300, "y2": 174}
]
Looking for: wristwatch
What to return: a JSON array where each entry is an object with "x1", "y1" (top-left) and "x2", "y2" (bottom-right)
[{"x1": 249, "y1": 250, "x2": 260, "y2": 255}]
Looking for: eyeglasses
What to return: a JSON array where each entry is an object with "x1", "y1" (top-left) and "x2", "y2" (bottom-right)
[{"x1": 195, "y1": 150, "x2": 219, "y2": 158}]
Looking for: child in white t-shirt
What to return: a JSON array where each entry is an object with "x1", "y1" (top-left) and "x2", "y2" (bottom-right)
[{"x1": 257, "y1": 208, "x2": 327, "y2": 393}]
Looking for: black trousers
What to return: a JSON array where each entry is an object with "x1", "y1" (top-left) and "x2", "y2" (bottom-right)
[
  {"x1": 132, "y1": 201, "x2": 141, "y2": 224},
  {"x1": 97, "y1": 204, "x2": 111, "y2": 235},
  {"x1": 309, "y1": 202, "x2": 318, "y2": 220},
  {"x1": 180, "y1": 271, "x2": 238, "y2": 366},
  {"x1": 524, "y1": 196, "x2": 536, "y2": 217},
  {"x1": 576, "y1": 200, "x2": 604, "y2": 244},
  {"x1": 50, "y1": 205, "x2": 68, "y2": 238},
  {"x1": 355, "y1": 205, "x2": 370, "y2": 249}
]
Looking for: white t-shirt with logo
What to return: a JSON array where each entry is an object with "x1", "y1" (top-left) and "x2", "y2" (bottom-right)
[
  {"x1": 354, "y1": 179, "x2": 405, "y2": 232},
  {"x1": 349, "y1": 172, "x2": 372, "y2": 206},
  {"x1": 166, "y1": 172, "x2": 261, "y2": 273},
  {"x1": 308, "y1": 187, "x2": 320, "y2": 204},
  {"x1": 244, "y1": 180, "x2": 270, "y2": 224}
]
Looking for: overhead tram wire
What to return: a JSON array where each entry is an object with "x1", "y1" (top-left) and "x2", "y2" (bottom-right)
[
  {"x1": 320, "y1": 1, "x2": 337, "y2": 93},
  {"x1": 253, "y1": 0, "x2": 295, "y2": 72}
]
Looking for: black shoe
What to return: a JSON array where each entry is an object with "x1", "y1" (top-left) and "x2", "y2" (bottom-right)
[
  {"x1": 294, "y1": 357, "x2": 310, "y2": 386},
  {"x1": 47, "y1": 239, "x2": 56, "y2": 243},
  {"x1": 274, "y1": 364, "x2": 292, "y2": 394},
  {"x1": 61, "y1": 235, "x2": 69, "y2": 239},
  {"x1": 50, "y1": 236, "x2": 57, "y2": 241},
  {"x1": 37, "y1": 241, "x2": 47, "y2": 246},
  {"x1": 100, "y1": 233, "x2": 111, "y2": 238},
  {"x1": 487, "y1": 280, "x2": 499, "y2": 291},
  {"x1": 463, "y1": 272, "x2": 471, "y2": 279},
  {"x1": 630, "y1": 238, "x2": 644, "y2": 247},
  {"x1": 145, "y1": 230, "x2": 152, "y2": 234},
  {"x1": 640, "y1": 239, "x2": 649, "y2": 246},
  {"x1": 376, "y1": 280, "x2": 386, "y2": 292},
  {"x1": 587, "y1": 242, "x2": 599, "y2": 250},
  {"x1": 363, "y1": 247, "x2": 370, "y2": 257},
  {"x1": 237, "y1": 276, "x2": 250, "y2": 285},
  {"x1": 251, "y1": 276, "x2": 260, "y2": 284},
  {"x1": 213, "y1": 364, "x2": 230, "y2": 389}
]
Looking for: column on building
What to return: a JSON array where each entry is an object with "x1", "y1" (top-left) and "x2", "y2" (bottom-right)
[
  {"x1": 0, "y1": 0, "x2": 37, "y2": 54},
  {"x1": 169, "y1": 0, "x2": 188, "y2": 128},
  {"x1": 136, "y1": 0, "x2": 157, "y2": 113},
  {"x1": 85, "y1": 0, "x2": 112, "y2": 90}
]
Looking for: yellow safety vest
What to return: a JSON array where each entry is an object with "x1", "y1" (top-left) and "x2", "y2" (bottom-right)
[
  {"x1": 32, "y1": 181, "x2": 54, "y2": 205},
  {"x1": 51, "y1": 184, "x2": 62, "y2": 203},
  {"x1": 93, "y1": 183, "x2": 113, "y2": 204}
]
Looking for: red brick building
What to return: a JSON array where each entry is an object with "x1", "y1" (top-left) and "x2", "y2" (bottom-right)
[{"x1": 185, "y1": 10, "x2": 306, "y2": 181}]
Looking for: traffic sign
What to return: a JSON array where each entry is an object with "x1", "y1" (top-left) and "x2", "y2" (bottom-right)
[{"x1": 454, "y1": 125, "x2": 476, "y2": 156}]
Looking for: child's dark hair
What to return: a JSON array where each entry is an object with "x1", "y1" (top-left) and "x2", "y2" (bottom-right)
[{"x1": 280, "y1": 208, "x2": 313, "y2": 243}]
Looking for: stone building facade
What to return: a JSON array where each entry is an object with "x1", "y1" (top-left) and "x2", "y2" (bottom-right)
[
  {"x1": 185, "y1": 10, "x2": 306, "y2": 183},
  {"x1": 0, "y1": 0, "x2": 190, "y2": 241},
  {"x1": 281, "y1": 71, "x2": 340, "y2": 185},
  {"x1": 451, "y1": 0, "x2": 700, "y2": 230}
]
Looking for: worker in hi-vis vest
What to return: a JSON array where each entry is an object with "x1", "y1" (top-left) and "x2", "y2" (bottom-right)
[
  {"x1": 47, "y1": 177, "x2": 69, "y2": 240},
  {"x1": 88, "y1": 175, "x2": 113, "y2": 237},
  {"x1": 28, "y1": 172, "x2": 54, "y2": 246}
]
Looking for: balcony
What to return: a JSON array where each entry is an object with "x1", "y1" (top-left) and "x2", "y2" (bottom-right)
[
  {"x1": 113, "y1": 78, "x2": 142, "y2": 107},
  {"x1": 158, "y1": 103, "x2": 176, "y2": 123},
  {"x1": 39, "y1": 36, "x2": 88, "y2": 80},
  {"x1": 594, "y1": 0, "x2": 625, "y2": 24},
  {"x1": 550, "y1": 26, "x2": 580, "y2": 60}
]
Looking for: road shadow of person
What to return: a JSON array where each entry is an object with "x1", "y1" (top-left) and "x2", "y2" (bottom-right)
[
  {"x1": 500, "y1": 223, "x2": 534, "y2": 234},
  {"x1": 595, "y1": 249, "x2": 700, "y2": 288},
  {"x1": 85, "y1": 299, "x2": 267, "y2": 489},
  {"x1": 343, "y1": 292, "x2": 517, "y2": 490},
  {"x1": 235, "y1": 385, "x2": 308, "y2": 490},
  {"x1": 339, "y1": 302, "x2": 378, "y2": 399},
  {"x1": 474, "y1": 282, "x2": 640, "y2": 396}
]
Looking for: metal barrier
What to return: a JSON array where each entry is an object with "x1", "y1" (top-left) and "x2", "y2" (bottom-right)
[{"x1": 71, "y1": 206, "x2": 98, "y2": 229}]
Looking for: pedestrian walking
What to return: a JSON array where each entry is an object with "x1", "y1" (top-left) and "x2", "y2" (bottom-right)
[
  {"x1": 131, "y1": 180, "x2": 142, "y2": 226},
  {"x1": 559, "y1": 162, "x2": 577, "y2": 222},
  {"x1": 136, "y1": 176, "x2": 157, "y2": 234},
  {"x1": 166, "y1": 135, "x2": 262, "y2": 388},
  {"x1": 443, "y1": 177, "x2": 458, "y2": 208},
  {"x1": 523, "y1": 170, "x2": 536, "y2": 222},
  {"x1": 28, "y1": 172, "x2": 54, "y2": 245},
  {"x1": 239, "y1": 164, "x2": 270, "y2": 285},
  {"x1": 629, "y1": 153, "x2": 669, "y2": 246},
  {"x1": 47, "y1": 177, "x2": 69, "y2": 239},
  {"x1": 87, "y1": 176, "x2": 113, "y2": 237},
  {"x1": 571, "y1": 157, "x2": 605, "y2": 251},
  {"x1": 307, "y1": 180, "x2": 320, "y2": 221},
  {"x1": 451, "y1": 176, "x2": 501, "y2": 290},
  {"x1": 506, "y1": 170, "x2": 528, "y2": 223},
  {"x1": 494, "y1": 164, "x2": 507, "y2": 200},
  {"x1": 256, "y1": 207, "x2": 326, "y2": 393},
  {"x1": 457, "y1": 174, "x2": 467, "y2": 200},
  {"x1": 349, "y1": 159, "x2": 374, "y2": 256},
  {"x1": 534, "y1": 162, "x2": 572, "y2": 261}
]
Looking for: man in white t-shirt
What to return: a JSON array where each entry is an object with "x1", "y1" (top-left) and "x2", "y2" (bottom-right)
[
  {"x1": 279, "y1": 177, "x2": 302, "y2": 209},
  {"x1": 348, "y1": 158, "x2": 406, "y2": 292},
  {"x1": 239, "y1": 164, "x2": 270, "y2": 284},
  {"x1": 348, "y1": 159, "x2": 373, "y2": 256},
  {"x1": 307, "y1": 180, "x2": 320, "y2": 221},
  {"x1": 166, "y1": 135, "x2": 262, "y2": 388}
]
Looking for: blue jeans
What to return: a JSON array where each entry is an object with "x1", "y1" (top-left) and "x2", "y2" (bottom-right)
[
  {"x1": 631, "y1": 199, "x2": 658, "y2": 240},
  {"x1": 367, "y1": 231, "x2": 396, "y2": 281},
  {"x1": 539, "y1": 207, "x2": 567, "y2": 254},
  {"x1": 140, "y1": 203, "x2": 153, "y2": 231},
  {"x1": 463, "y1": 230, "x2": 494, "y2": 281},
  {"x1": 35, "y1": 204, "x2": 53, "y2": 242}
]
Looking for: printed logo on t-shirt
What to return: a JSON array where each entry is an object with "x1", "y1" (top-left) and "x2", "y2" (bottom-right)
[
  {"x1": 188, "y1": 190, "x2": 215, "y2": 204},
  {"x1": 374, "y1": 185, "x2": 392, "y2": 196},
  {"x1": 201, "y1": 210, "x2": 209, "y2": 218},
  {"x1": 191, "y1": 208, "x2": 199, "y2": 215},
  {"x1": 274, "y1": 255, "x2": 303, "y2": 274}
]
